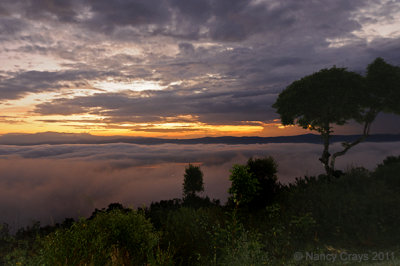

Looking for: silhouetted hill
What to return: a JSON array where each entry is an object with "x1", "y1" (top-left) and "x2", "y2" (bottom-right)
[{"x1": 0, "y1": 132, "x2": 400, "y2": 145}]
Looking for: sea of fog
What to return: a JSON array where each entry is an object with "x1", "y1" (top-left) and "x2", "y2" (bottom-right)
[{"x1": 1, "y1": 142, "x2": 399, "y2": 230}]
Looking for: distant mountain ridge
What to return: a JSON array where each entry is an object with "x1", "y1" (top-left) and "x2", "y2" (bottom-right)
[{"x1": 1, "y1": 132, "x2": 400, "y2": 146}]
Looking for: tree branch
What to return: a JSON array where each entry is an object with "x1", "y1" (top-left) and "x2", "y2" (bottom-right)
[{"x1": 329, "y1": 110, "x2": 377, "y2": 171}]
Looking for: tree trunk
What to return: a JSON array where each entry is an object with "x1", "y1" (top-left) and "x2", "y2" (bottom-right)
[
  {"x1": 329, "y1": 110, "x2": 377, "y2": 173},
  {"x1": 319, "y1": 127, "x2": 332, "y2": 176}
]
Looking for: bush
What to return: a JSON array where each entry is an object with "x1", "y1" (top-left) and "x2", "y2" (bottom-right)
[
  {"x1": 39, "y1": 209, "x2": 165, "y2": 265},
  {"x1": 209, "y1": 208, "x2": 270, "y2": 265},
  {"x1": 282, "y1": 164, "x2": 400, "y2": 247},
  {"x1": 374, "y1": 155, "x2": 400, "y2": 189},
  {"x1": 162, "y1": 207, "x2": 221, "y2": 265},
  {"x1": 217, "y1": 229, "x2": 270, "y2": 266},
  {"x1": 247, "y1": 156, "x2": 280, "y2": 208},
  {"x1": 148, "y1": 198, "x2": 182, "y2": 229},
  {"x1": 228, "y1": 164, "x2": 260, "y2": 207}
]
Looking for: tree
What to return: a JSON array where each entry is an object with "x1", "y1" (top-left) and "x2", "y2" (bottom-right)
[
  {"x1": 272, "y1": 66, "x2": 364, "y2": 175},
  {"x1": 228, "y1": 164, "x2": 260, "y2": 207},
  {"x1": 272, "y1": 58, "x2": 400, "y2": 176},
  {"x1": 228, "y1": 157, "x2": 279, "y2": 209},
  {"x1": 366, "y1": 57, "x2": 400, "y2": 114},
  {"x1": 182, "y1": 164, "x2": 204, "y2": 198},
  {"x1": 328, "y1": 58, "x2": 400, "y2": 171},
  {"x1": 246, "y1": 156, "x2": 279, "y2": 207}
]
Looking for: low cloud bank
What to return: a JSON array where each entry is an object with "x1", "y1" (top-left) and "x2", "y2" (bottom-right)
[{"x1": 0, "y1": 142, "x2": 399, "y2": 231}]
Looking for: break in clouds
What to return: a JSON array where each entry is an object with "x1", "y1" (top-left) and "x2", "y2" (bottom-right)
[{"x1": 1, "y1": 141, "x2": 399, "y2": 230}]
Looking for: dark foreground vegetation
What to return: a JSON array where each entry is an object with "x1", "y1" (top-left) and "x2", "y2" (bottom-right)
[{"x1": 1, "y1": 155, "x2": 400, "y2": 265}]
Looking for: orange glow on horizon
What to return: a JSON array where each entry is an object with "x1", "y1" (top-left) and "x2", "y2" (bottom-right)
[
  {"x1": 0, "y1": 120, "x2": 308, "y2": 138},
  {"x1": 0, "y1": 94, "x2": 308, "y2": 138}
]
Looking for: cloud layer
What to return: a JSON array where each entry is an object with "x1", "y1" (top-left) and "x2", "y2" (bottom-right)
[{"x1": 1, "y1": 141, "x2": 399, "y2": 230}]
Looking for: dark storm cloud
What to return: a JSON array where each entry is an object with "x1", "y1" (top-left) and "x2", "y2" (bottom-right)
[
  {"x1": 0, "y1": 71, "x2": 72, "y2": 100},
  {"x1": 24, "y1": 0, "x2": 80, "y2": 23},
  {"x1": 0, "y1": 16, "x2": 26, "y2": 38},
  {"x1": 34, "y1": 87, "x2": 278, "y2": 124},
  {"x1": 79, "y1": 0, "x2": 365, "y2": 42},
  {"x1": 1, "y1": 0, "x2": 397, "y2": 47},
  {"x1": 0, "y1": 4, "x2": 8, "y2": 16},
  {"x1": 367, "y1": 38, "x2": 400, "y2": 63},
  {"x1": 86, "y1": 0, "x2": 171, "y2": 32},
  {"x1": 1, "y1": 0, "x2": 368, "y2": 41},
  {"x1": 0, "y1": 69, "x2": 122, "y2": 100},
  {"x1": 178, "y1": 43, "x2": 195, "y2": 55},
  {"x1": 207, "y1": 0, "x2": 286, "y2": 41}
]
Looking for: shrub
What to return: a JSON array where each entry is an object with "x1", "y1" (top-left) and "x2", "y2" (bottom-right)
[
  {"x1": 246, "y1": 156, "x2": 280, "y2": 208},
  {"x1": 228, "y1": 164, "x2": 260, "y2": 207},
  {"x1": 282, "y1": 165, "x2": 400, "y2": 246},
  {"x1": 374, "y1": 155, "x2": 400, "y2": 189},
  {"x1": 217, "y1": 229, "x2": 270, "y2": 266},
  {"x1": 39, "y1": 209, "x2": 163, "y2": 265},
  {"x1": 162, "y1": 207, "x2": 220, "y2": 265}
]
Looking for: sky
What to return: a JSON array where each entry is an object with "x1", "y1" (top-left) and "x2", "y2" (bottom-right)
[{"x1": 0, "y1": 0, "x2": 400, "y2": 138}]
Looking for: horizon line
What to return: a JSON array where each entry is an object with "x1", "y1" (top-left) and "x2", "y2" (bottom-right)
[{"x1": 1, "y1": 132, "x2": 400, "y2": 146}]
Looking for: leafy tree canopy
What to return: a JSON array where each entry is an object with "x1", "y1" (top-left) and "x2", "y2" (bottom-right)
[
  {"x1": 183, "y1": 164, "x2": 204, "y2": 198},
  {"x1": 272, "y1": 67, "x2": 364, "y2": 134},
  {"x1": 247, "y1": 156, "x2": 279, "y2": 208},
  {"x1": 228, "y1": 164, "x2": 260, "y2": 206},
  {"x1": 272, "y1": 58, "x2": 400, "y2": 175},
  {"x1": 366, "y1": 57, "x2": 400, "y2": 114}
]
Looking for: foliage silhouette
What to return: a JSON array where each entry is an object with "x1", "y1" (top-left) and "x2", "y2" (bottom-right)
[
  {"x1": 328, "y1": 58, "x2": 400, "y2": 172},
  {"x1": 246, "y1": 156, "x2": 280, "y2": 208},
  {"x1": 39, "y1": 209, "x2": 169, "y2": 265},
  {"x1": 273, "y1": 58, "x2": 400, "y2": 175},
  {"x1": 228, "y1": 164, "x2": 260, "y2": 207},
  {"x1": 366, "y1": 57, "x2": 400, "y2": 115},
  {"x1": 183, "y1": 164, "x2": 204, "y2": 198},
  {"x1": 227, "y1": 157, "x2": 280, "y2": 209}
]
